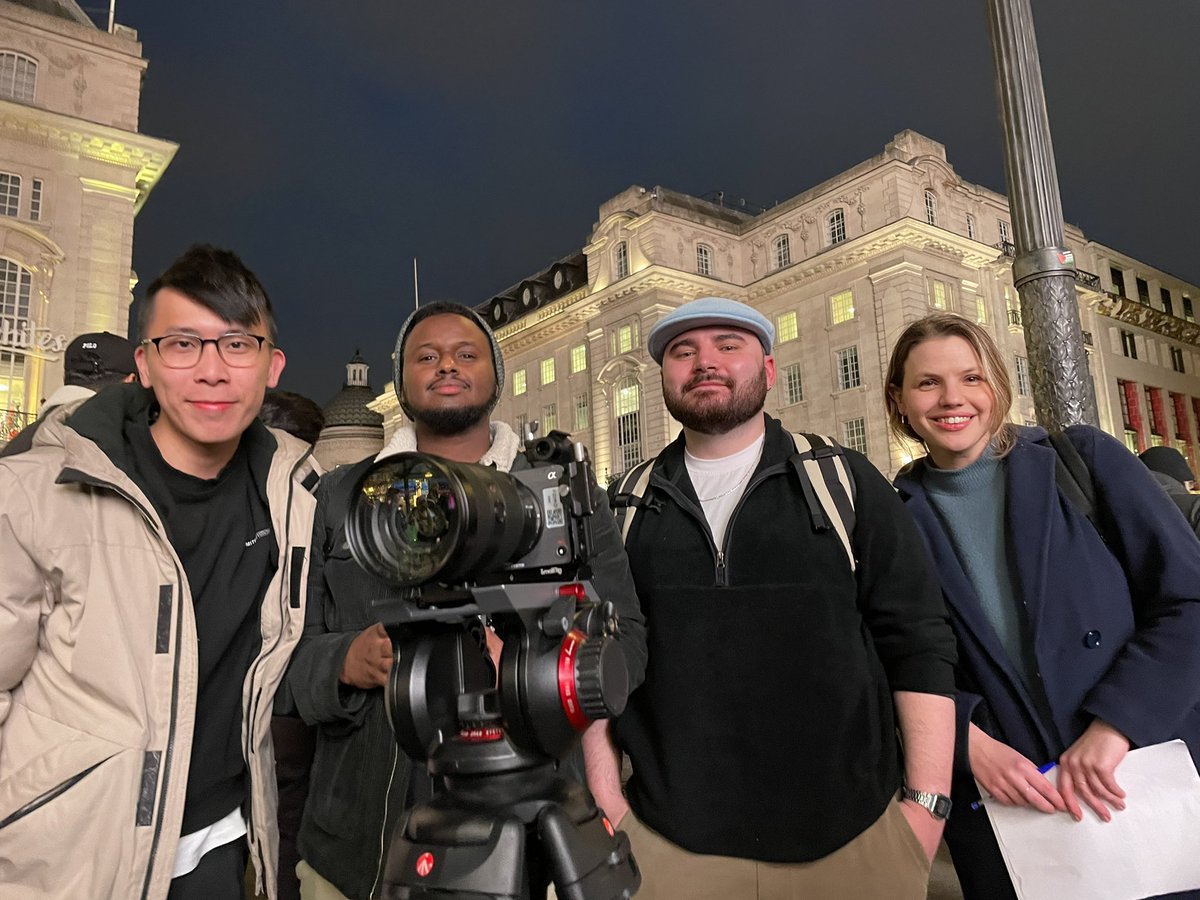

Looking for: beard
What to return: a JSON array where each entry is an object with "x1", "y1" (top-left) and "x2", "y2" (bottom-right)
[
  {"x1": 404, "y1": 396, "x2": 495, "y2": 436},
  {"x1": 663, "y1": 366, "x2": 768, "y2": 435}
]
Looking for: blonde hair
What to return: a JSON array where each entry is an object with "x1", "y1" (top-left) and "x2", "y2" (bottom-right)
[{"x1": 884, "y1": 312, "x2": 1017, "y2": 458}]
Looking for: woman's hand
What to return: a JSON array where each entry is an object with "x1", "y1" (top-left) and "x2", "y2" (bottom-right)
[
  {"x1": 967, "y1": 724, "x2": 1067, "y2": 814},
  {"x1": 1057, "y1": 719, "x2": 1129, "y2": 822}
]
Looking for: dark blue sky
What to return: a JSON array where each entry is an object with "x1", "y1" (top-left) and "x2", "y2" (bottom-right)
[{"x1": 109, "y1": 0, "x2": 1200, "y2": 404}]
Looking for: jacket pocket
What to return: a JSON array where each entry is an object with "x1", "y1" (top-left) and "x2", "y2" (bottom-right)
[
  {"x1": 306, "y1": 693, "x2": 390, "y2": 835},
  {"x1": 0, "y1": 755, "x2": 113, "y2": 830}
]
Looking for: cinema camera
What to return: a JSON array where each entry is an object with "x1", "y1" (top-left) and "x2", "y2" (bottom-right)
[{"x1": 345, "y1": 431, "x2": 640, "y2": 900}]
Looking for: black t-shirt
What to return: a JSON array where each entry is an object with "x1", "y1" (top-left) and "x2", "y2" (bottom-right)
[{"x1": 126, "y1": 420, "x2": 278, "y2": 835}]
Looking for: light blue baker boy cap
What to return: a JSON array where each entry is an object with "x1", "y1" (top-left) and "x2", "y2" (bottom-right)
[{"x1": 647, "y1": 296, "x2": 776, "y2": 365}]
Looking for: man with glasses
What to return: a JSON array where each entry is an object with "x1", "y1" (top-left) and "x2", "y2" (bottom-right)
[{"x1": 0, "y1": 245, "x2": 320, "y2": 900}]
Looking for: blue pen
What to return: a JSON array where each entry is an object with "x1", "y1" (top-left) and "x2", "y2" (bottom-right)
[{"x1": 971, "y1": 762, "x2": 1056, "y2": 811}]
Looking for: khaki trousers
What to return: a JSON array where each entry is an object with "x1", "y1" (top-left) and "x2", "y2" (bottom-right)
[
  {"x1": 295, "y1": 860, "x2": 350, "y2": 900},
  {"x1": 622, "y1": 797, "x2": 932, "y2": 900}
]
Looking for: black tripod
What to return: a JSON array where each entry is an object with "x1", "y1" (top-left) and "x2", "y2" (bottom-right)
[{"x1": 377, "y1": 600, "x2": 640, "y2": 900}]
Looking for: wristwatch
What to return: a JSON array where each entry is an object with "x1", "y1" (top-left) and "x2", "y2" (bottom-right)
[{"x1": 901, "y1": 786, "x2": 953, "y2": 820}]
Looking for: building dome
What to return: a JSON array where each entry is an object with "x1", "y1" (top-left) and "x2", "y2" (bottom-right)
[
  {"x1": 321, "y1": 351, "x2": 384, "y2": 428},
  {"x1": 314, "y1": 351, "x2": 385, "y2": 470}
]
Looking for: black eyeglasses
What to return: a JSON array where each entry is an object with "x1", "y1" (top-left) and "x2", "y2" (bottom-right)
[{"x1": 141, "y1": 333, "x2": 270, "y2": 369}]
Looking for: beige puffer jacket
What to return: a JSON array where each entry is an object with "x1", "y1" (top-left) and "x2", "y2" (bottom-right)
[{"x1": 0, "y1": 393, "x2": 318, "y2": 899}]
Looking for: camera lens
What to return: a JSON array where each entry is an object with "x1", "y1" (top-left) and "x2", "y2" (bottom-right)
[{"x1": 347, "y1": 453, "x2": 543, "y2": 588}]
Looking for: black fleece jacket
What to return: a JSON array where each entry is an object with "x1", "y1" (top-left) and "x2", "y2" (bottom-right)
[{"x1": 612, "y1": 414, "x2": 956, "y2": 863}]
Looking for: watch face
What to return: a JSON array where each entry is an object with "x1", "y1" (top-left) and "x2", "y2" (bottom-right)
[{"x1": 932, "y1": 795, "x2": 953, "y2": 820}]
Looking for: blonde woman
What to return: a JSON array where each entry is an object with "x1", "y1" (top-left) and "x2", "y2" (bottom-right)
[{"x1": 885, "y1": 313, "x2": 1200, "y2": 900}]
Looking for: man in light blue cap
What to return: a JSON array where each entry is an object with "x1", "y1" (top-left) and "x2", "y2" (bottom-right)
[{"x1": 586, "y1": 296, "x2": 957, "y2": 898}]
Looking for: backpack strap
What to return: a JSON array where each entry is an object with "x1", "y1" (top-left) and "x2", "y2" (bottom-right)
[
  {"x1": 609, "y1": 456, "x2": 658, "y2": 543},
  {"x1": 1047, "y1": 431, "x2": 1100, "y2": 534},
  {"x1": 790, "y1": 432, "x2": 857, "y2": 571}
]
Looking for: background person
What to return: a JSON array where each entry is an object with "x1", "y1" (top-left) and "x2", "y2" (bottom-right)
[
  {"x1": 590, "y1": 296, "x2": 957, "y2": 899},
  {"x1": 286, "y1": 301, "x2": 646, "y2": 900},
  {"x1": 886, "y1": 312, "x2": 1200, "y2": 900},
  {"x1": 1139, "y1": 445, "x2": 1200, "y2": 539},
  {"x1": 0, "y1": 330, "x2": 137, "y2": 457}
]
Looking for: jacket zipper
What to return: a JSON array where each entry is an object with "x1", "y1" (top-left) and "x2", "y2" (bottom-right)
[
  {"x1": 244, "y1": 448, "x2": 314, "y2": 893},
  {"x1": 651, "y1": 463, "x2": 784, "y2": 586}
]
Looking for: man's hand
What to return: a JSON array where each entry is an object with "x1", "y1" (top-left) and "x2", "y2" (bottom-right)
[
  {"x1": 968, "y1": 724, "x2": 1067, "y2": 814},
  {"x1": 339, "y1": 623, "x2": 394, "y2": 689},
  {"x1": 1057, "y1": 719, "x2": 1129, "y2": 822},
  {"x1": 897, "y1": 798, "x2": 943, "y2": 862}
]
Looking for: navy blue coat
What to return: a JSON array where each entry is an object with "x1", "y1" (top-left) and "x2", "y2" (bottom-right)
[
  {"x1": 895, "y1": 425, "x2": 1200, "y2": 775},
  {"x1": 896, "y1": 425, "x2": 1200, "y2": 899}
]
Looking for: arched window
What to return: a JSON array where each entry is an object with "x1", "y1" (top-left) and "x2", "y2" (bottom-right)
[
  {"x1": 0, "y1": 52, "x2": 37, "y2": 102},
  {"x1": 924, "y1": 189, "x2": 938, "y2": 226},
  {"x1": 614, "y1": 241, "x2": 630, "y2": 279},
  {"x1": 0, "y1": 257, "x2": 33, "y2": 426},
  {"x1": 828, "y1": 209, "x2": 846, "y2": 245},
  {"x1": 613, "y1": 375, "x2": 643, "y2": 475},
  {"x1": 696, "y1": 243, "x2": 713, "y2": 277},
  {"x1": 773, "y1": 234, "x2": 791, "y2": 269}
]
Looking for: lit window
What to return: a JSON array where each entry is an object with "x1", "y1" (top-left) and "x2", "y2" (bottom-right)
[
  {"x1": 966, "y1": 214, "x2": 976, "y2": 240},
  {"x1": 836, "y1": 346, "x2": 861, "y2": 391},
  {"x1": 828, "y1": 209, "x2": 846, "y2": 245},
  {"x1": 930, "y1": 280, "x2": 948, "y2": 309},
  {"x1": 542, "y1": 403, "x2": 558, "y2": 433},
  {"x1": 513, "y1": 369, "x2": 527, "y2": 396},
  {"x1": 776, "y1": 310, "x2": 798, "y2": 344},
  {"x1": 0, "y1": 53, "x2": 36, "y2": 103},
  {"x1": 975, "y1": 294, "x2": 987, "y2": 323},
  {"x1": 1015, "y1": 355, "x2": 1031, "y2": 397},
  {"x1": 998, "y1": 220, "x2": 1010, "y2": 243},
  {"x1": 773, "y1": 234, "x2": 791, "y2": 269},
  {"x1": 574, "y1": 392, "x2": 590, "y2": 430},
  {"x1": 0, "y1": 258, "x2": 32, "y2": 408},
  {"x1": 614, "y1": 241, "x2": 629, "y2": 280},
  {"x1": 781, "y1": 363, "x2": 803, "y2": 405},
  {"x1": 614, "y1": 376, "x2": 643, "y2": 474},
  {"x1": 696, "y1": 244, "x2": 713, "y2": 277},
  {"x1": 830, "y1": 290, "x2": 855, "y2": 324},
  {"x1": 610, "y1": 321, "x2": 638, "y2": 355},
  {"x1": 570, "y1": 343, "x2": 587, "y2": 374},
  {"x1": 540, "y1": 357, "x2": 555, "y2": 386},
  {"x1": 29, "y1": 178, "x2": 41, "y2": 222},
  {"x1": 843, "y1": 417, "x2": 868, "y2": 455},
  {"x1": 0, "y1": 173, "x2": 20, "y2": 217},
  {"x1": 924, "y1": 190, "x2": 938, "y2": 226}
]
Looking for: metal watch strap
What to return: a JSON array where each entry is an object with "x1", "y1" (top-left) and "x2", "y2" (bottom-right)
[{"x1": 901, "y1": 786, "x2": 953, "y2": 820}]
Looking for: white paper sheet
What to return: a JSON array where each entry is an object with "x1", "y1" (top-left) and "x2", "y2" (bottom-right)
[{"x1": 982, "y1": 740, "x2": 1200, "y2": 900}]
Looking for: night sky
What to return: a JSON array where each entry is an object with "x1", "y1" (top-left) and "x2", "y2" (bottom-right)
[{"x1": 108, "y1": 0, "x2": 1200, "y2": 405}]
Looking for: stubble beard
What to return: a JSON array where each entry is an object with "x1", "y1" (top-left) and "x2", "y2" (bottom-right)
[{"x1": 663, "y1": 367, "x2": 768, "y2": 435}]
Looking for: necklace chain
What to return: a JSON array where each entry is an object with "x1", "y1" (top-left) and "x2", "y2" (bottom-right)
[{"x1": 695, "y1": 464, "x2": 754, "y2": 502}]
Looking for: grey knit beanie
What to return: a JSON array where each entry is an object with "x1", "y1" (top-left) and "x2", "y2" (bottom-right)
[{"x1": 392, "y1": 301, "x2": 505, "y2": 419}]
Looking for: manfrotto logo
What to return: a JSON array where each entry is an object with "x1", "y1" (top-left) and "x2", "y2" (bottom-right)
[{"x1": 245, "y1": 527, "x2": 272, "y2": 548}]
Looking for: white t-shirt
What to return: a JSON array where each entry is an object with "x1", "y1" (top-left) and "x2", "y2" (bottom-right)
[
  {"x1": 684, "y1": 434, "x2": 765, "y2": 551},
  {"x1": 172, "y1": 806, "x2": 246, "y2": 878}
]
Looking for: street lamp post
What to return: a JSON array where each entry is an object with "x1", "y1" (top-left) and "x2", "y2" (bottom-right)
[{"x1": 985, "y1": 0, "x2": 1098, "y2": 428}]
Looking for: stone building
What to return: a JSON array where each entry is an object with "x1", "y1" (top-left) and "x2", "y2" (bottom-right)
[
  {"x1": 0, "y1": 0, "x2": 174, "y2": 440},
  {"x1": 314, "y1": 351, "x2": 384, "y2": 469},
  {"x1": 372, "y1": 130, "x2": 1200, "y2": 480}
]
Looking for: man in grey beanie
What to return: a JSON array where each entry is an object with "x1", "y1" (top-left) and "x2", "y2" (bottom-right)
[{"x1": 286, "y1": 301, "x2": 646, "y2": 900}]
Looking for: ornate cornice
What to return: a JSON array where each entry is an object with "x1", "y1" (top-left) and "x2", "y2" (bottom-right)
[
  {"x1": 0, "y1": 98, "x2": 177, "y2": 213},
  {"x1": 1088, "y1": 290, "x2": 1200, "y2": 347},
  {"x1": 746, "y1": 221, "x2": 998, "y2": 301}
]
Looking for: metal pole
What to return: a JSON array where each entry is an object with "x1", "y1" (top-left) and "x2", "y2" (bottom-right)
[{"x1": 985, "y1": 0, "x2": 1097, "y2": 428}]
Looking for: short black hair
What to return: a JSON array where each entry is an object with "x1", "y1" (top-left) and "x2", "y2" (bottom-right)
[
  {"x1": 140, "y1": 244, "x2": 278, "y2": 343},
  {"x1": 258, "y1": 389, "x2": 325, "y2": 445}
]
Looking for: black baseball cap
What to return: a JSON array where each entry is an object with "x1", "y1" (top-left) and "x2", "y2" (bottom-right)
[{"x1": 64, "y1": 332, "x2": 137, "y2": 379}]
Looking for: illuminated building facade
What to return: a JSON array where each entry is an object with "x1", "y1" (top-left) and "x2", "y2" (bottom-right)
[
  {"x1": 0, "y1": 0, "x2": 174, "y2": 440},
  {"x1": 372, "y1": 130, "x2": 1200, "y2": 479}
]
